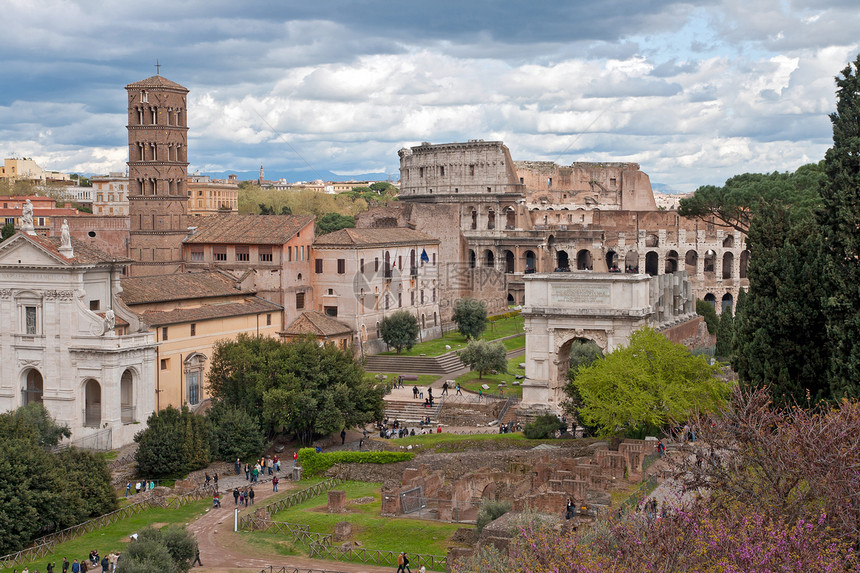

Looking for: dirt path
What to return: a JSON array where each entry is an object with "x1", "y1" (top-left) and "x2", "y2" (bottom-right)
[{"x1": 186, "y1": 480, "x2": 393, "y2": 573}]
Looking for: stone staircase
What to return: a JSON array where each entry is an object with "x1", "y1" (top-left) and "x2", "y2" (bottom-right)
[
  {"x1": 364, "y1": 352, "x2": 464, "y2": 375},
  {"x1": 383, "y1": 399, "x2": 442, "y2": 425}
]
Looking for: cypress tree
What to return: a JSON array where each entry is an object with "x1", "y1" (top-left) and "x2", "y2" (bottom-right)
[
  {"x1": 819, "y1": 54, "x2": 860, "y2": 399},
  {"x1": 732, "y1": 205, "x2": 830, "y2": 405},
  {"x1": 715, "y1": 307, "x2": 734, "y2": 359}
]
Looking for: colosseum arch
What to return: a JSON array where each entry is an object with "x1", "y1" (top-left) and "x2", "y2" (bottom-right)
[
  {"x1": 576, "y1": 249, "x2": 592, "y2": 270},
  {"x1": 665, "y1": 250, "x2": 679, "y2": 274},
  {"x1": 685, "y1": 250, "x2": 698, "y2": 274},
  {"x1": 645, "y1": 251, "x2": 659, "y2": 276},
  {"x1": 722, "y1": 252, "x2": 734, "y2": 278}
]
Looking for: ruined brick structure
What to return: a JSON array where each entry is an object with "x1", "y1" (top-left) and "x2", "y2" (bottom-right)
[
  {"x1": 366, "y1": 140, "x2": 747, "y2": 318},
  {"x1": 125, "y1": 75, "x2": 190, "y2": 275}
]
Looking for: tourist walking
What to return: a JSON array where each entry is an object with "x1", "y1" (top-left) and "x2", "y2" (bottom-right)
[
  {"x1": 442, "y1": 381, "x2": 449, "y2": 396},
  {"x1": 192, "y1": 549, "x2": 202, "y2": 567},
  {"x1": 244, "y1": 463, "x2": 250, "y2": 481},
  {"x1": 233, "y1": 488, "x2": 240, "y2": 505},
  {"x1": 455, "y1": 383, "x2": 462, "y2": 395},
  {"x1": 341, "y1": 428, "x2": 347, "y2": 444},
  {"x1": 249, "y1": 487, "x2": 255, "y2": 505},
  {"x1": 396, "y1": 552, "x2": 412, "y2": 573},
  {"x1": 272, "y1": 475, "x2": 279, "y2": 492}
]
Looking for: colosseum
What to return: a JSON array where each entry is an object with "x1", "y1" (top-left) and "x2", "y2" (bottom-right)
[{"x1": 356, "y1": 140, "x2": 746, "y2": 319}]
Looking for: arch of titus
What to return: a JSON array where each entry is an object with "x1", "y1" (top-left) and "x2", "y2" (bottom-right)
[{"x1": 520, "y1": 271, "x2": 700, "y2": 409}]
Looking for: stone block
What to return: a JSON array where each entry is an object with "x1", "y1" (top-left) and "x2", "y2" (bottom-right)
[
  {"x1": 328, "y1": 490, "x2": 346, "y2": 513},
  {"x1": 333, "y1": 521, "x2": 352, "y2": 541}
]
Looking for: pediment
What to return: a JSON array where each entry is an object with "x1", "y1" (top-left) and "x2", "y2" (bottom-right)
[{"x1": 0, "y1": 235, "x2": 69, "y2": 267}]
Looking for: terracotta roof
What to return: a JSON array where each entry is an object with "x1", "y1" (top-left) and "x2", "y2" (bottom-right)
[
  {"x1": 284, "y1": 311, "x2": 354, "y2": 337},
  {"x1": 19, "y1": 233, "x2": 128, "y2": 265},
  {"x1": 139, "y1": 297, "x2": 282, "y2": 327},
  {"x1": 0, "y1": 208, "x2": 79, "y2": 216},
  {"x1": 313, "y1": 227, "x2": 439, "y2": 248},
  {"x1": 184, "y1": 214, "x2": 314, "y2": 245},
  {"x1": 120, "y1": 271, "x2": 253, "y2": 305},
  {"x1": 125, "y1": 75, "x2": 188, "y2": 91}
]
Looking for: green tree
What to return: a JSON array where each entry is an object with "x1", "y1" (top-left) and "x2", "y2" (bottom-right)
[
  {"x1": 380, "y1": 310, "x2": 419, "y2": 353},
  {"x1": 452, "y1": 298, "x2": 488, "y2": 340},
  {"x1": 732, "y1": 206, "x2": 830, "y2": 405},
  {"x1": 0, "y1": 404, "x2": 116, "y2": 555},
  {"x1": 208, "y1": 335, "x2": 384, "y2": 446},
  {"x1": 715, "y1": 306, "x2": 734, "y2": 359},
  {"x1": 134, "y1": 407, "x2": 210, "y2": 478},
  {"x1": 207, "y1": 404, "x2": 265, "y2": 462},
  {"x1": 678, "y1": 163, "x2": 824, "y2": 234},
  {"x1": 118, "y1": 525, "x2": 197, "y2": 573},
  {"x1": 458, "y1": 339, "x2": 507, "y2": 379},
  {"x1": 819, "y1": 54, "x2": 860, "y2": 399},
  {"x1": 567, "y1": 327, "x2": 728, "y2": 437},
  {"x1": 1, "y1": 223, "x2": 15, "y2": 241},
  {"x1": 568, "y1": 339, "x2": 603, "y2": 374},
  {"x1": 316, "y1": 212, "x2": 355, "y2": 235},
  {"x1": 696, "y1": 298, "x2": 719, "y2": 335},
  {"x1": 523, "y1": 413, "x2": 566, "y2": 439}
]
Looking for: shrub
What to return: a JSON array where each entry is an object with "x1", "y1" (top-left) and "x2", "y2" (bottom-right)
[
  {"x1": 207, "y1": 404, "x2": 265, "y2": 462},
  {"x1": 523, "y1": 414, "x2": 566, "y2": 439},
  {"x1": 476, "y1": 499, "x2": 512, "y2": 533},
  {"x1": 297, "y1": 448, "x2": 414, "y2": 477},
  {"x1": 134, "y1": 407, "x2": 210, "y2": 478},
  {"x1": 488, "y1": 309, "x2": 521, "y2": 322},
  {"x1": 118, "y1": 525, "x2": 197, "y2": 573},
  {"x1": 696, "y1": 298, "x2": 719, "y2": 334}
]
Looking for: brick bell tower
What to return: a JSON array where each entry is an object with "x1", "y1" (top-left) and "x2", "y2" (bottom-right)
[{"x1": 125, "y1": 74, "x2": 190, "y2": 275}]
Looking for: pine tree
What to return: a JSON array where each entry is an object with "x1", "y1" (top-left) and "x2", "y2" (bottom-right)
[
  {"x1": 819, "y1": 54, "x2": 860, "y2": 399},
  {"x1": 733, "y1": 206, "x2": 829, "y2": 405}
]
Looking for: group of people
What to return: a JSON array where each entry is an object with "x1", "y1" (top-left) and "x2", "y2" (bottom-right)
[
  {"x1": 232, "y1": 486, "x2": 256, "y2": 506},
  {"x1": 23, "y1": 552, "x2": 121, "y2": 573},
  {"x1": 242, "y1": 455, "x2": 281, "y2": 483},
  {"x1": 395, "y1": 551, "x2": 427, "y2": 573},
  {"x1": 124, "y1": 480, "x2": 156, "y2": 496}
]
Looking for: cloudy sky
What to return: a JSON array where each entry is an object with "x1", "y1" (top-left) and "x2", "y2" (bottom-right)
[{"x1": 0, "y1": 0, "x2": 858, "y2": 191}]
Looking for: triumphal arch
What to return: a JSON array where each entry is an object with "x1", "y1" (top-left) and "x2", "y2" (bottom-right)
[{"x1": 520, "y1": 271, "x2": 698, "y2": 408}]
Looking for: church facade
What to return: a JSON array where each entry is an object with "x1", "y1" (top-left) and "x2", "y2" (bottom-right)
[{"x1": 0, "y1": 232, "x2": 156, "y2": 448}]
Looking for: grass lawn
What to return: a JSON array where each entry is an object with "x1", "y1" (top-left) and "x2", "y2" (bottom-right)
[
  {"x1": 379, "y1": 315, "x2": 524, "y2": 357},
  {"x1": 1, "y1": 501, "x2": 209, "y2": 573},
  {"x1": 364, "y1": 372, "x2": 439, "y2": 386},
  {"x1": 391, "y1": 432, "x2": 526, "y2": 447},
  {"x1": 456, "y1": 356, "x2": 525, "y2": 398},
  {"x1": 265, "y1": 481, "x2": 463, "y2": 562},
  {"x1": 501, "y1": 334, "x2": 525, "y2": 351}
]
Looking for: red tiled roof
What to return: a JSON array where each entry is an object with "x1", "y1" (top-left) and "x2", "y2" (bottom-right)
[
  {"x1": 120, "y1": 271, "x2": 253, "y2": 305},
  {"x1": 313, "y1": 227, "x2": 439, "y2": 248},
  {"x1": 138, "y1": 297, "x2": 282, "y2": 327},
  {"x1": 21, "y1": 233, "x2": 128, "y2": 265},
  {"x1": 284, "y1": 311, "x2": 353, "y2": 337},
  {"x1": 184, "y1": 214, "x2": 314, "y2": 245},
  {"x1": 125, "y1": 75, "x2": 188, "y2": 91}
]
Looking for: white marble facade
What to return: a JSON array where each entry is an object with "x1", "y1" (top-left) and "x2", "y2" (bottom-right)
[{"x1": 0, "y1": 233, "x2": 156, "y2": 448}]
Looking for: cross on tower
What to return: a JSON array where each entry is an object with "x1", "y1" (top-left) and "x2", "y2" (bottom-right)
[{"x1": 155, "y1": 60, "x2": 161, "y2": 75}]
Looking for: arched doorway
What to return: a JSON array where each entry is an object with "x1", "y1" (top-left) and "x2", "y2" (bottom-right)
[
  {"x1": 739, "y1": 250, "x2": 749, "y2": 278},
  {"x1": 685, "y1": 250, "x2": 698, "y2": 274},
  {"x1": 504, "y1": 250, "x2": 515, "y2": 274},
  {"x1": 556, "y1": 250, "x2": 569, "y2": 271},
  {"x1": 484, "y1": 250, "x2": 495, "y2": 267},
  {"x1": 576, "y1": 249, "x2": 592, "y2": 270},
  {"x1": 704, "y1": 293, "x2": 716, "y2": 308},
  {"x1": 84, "y1": 379, "x2": 101, "y2": 427},
  {"x1": 557, "y1": 336, "x2": 607, "y2": 400},
  {"x1": 665, "y1": 250, "x2": 678, "y2": 273},
  {"x1": 722, "y1": 293, "x2": 734, "y2": 313},
  {"x1": 121, "y1": 369, "x2": 134, "y2": 423},
  {"x1": 723, "y1": 252, "x2": 734, "y2": 278},
  {"x1": 184, "y1": 353, "x2": 206, "y2": 406},
  {"x1": 605, "y1": 250, "x2": 619, "y2": 271},
  {"x1": 625, "y1": 251, "x2": 639, "y2": 273},
  {"x1": 468, "y1": 249, "x2": 476, "y2": 269},
  {"x1": 507, "y1": 292, "x2": 515, "y2": 304},
  {"x1": 524, "y1": 250, "x2": 536, "y2": 273},
  {"x1": 505, "y1": 207, "x2": 515, "y2": 229},
  {"x1": 704, "y1": 250, "x2": 716, "y2": 275},
  {"x1": 645, "y1": 251, "x2": 659, "y2": 276},
  {"x1": 23, "y1": 369, "x2": 43, "y2": 405}
]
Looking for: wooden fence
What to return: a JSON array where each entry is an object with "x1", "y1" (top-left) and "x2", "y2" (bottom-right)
[
  {"x1": 239, "y1": 477, "x2": 345, "y2": 530},
  {"x1": 309, "y1": 542, "x2": 446, "y2": 572},
  {"x1": 0, "y1": 486, "x2": 212, "y2": 568}
]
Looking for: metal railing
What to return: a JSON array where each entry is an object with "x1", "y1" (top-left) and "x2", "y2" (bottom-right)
[{"x1": 618, "y1": 474, "x2": 659, "y2": 514}]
